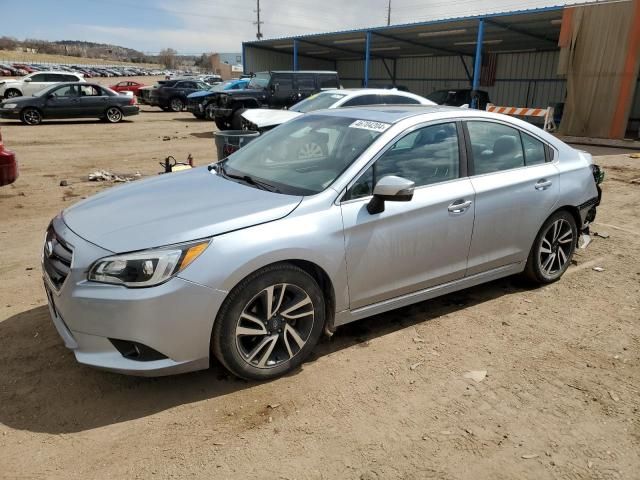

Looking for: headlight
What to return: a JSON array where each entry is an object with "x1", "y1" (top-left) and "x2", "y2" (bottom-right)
[
  {"x1": 3, "y1": 103, "x2": 17, "y2": 109},
  {"x1": 88, "y1": 240, "x2": 210, "y2": 288}
]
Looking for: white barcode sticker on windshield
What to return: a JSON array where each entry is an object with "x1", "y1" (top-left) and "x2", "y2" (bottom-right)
[{"x1": 349, "y1": 120, "x2": 391, "y2": 132}]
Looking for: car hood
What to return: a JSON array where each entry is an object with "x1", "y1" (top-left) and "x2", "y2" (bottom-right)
[
  {"x1": 62, "y1": 166, "x2": 303, "y2": 253},
  {"x1": 242, "y1": 109, "x2": 302, "y2": 128},
  {"x1": 187, "y1": 90, "x2": 215, "y2": 99}
]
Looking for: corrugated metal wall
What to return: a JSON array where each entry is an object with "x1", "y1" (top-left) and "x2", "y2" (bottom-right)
[
  {"x1": 337, "y1": 51, "x2": 566, "y2": 109},
  {"x1": 244, "y1": 46, "x2": 334, "y2": 73}
]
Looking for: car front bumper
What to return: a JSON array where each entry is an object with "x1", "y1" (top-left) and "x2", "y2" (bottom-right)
[
  {"x1": 0, "y1": 108, "x2": 20, "y2": 120},
  {"x1": 42, "y1": 216, "x2": 227, "y2": 376}
]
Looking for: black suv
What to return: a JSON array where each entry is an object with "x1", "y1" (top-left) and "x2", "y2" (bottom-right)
[
  {"x1": 148, "y1": 79, "x2": 210, "y2": 112},
  {"x1": 212, "y1": 71, "x2": 340, "y2": 130},
  {"x1": 426, "y1": 89, "x2": 491, "y2": 109}
]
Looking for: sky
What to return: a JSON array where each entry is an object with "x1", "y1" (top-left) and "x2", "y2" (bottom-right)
[{"x1": 0, "y1": 0, "x2": 602, "y2": 55}]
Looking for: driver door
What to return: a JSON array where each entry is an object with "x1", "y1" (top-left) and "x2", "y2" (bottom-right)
[
  {"x1": 340, "y1": 121, "x2": 476, "y2": 309},
  {"x1": 43, "y1": 84, "x2": 81, "y2": 118}
]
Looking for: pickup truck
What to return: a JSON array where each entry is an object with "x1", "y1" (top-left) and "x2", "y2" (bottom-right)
[{"x1": 212, "y1": 70, "x2": 340, "y2": 130}]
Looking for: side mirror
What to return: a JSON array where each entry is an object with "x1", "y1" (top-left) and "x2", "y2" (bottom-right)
[
  {"x1": 47, "y1": 93, "x2": 55, "y2": 99},
  {"x1": 24, "y1": 78, "x2": 32, "y2": 83},
  {"x1": 367, "y1": 176, "x2": 415, "y2": 215},
  {"x1": 271, "y1": 83, "x2": 279, "y2": 93}
]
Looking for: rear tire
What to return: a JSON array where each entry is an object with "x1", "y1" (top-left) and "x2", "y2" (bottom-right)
[
  {"x1": 4, "y1": 89, "x2": 21, "y2": 99},
  {"x1": 20, "y1": 107, "x2": 42, "y2": 125},
  {"x1": 104, "y1": 107, "x2": 123, "y2": 123},
  {"x1": 524, "y1": 210, "x2": 577, "y2": 284},
  {"x1": 212, "y1": 263, "x2": 325, "y2": 381},
  {"x1": 169, "y1": 97, "x2": 184, "y2": 112}
]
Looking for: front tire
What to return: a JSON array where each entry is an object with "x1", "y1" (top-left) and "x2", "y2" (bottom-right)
[
  {"x1": 104, "y1": 107, "x2": 123, "y2": 123},
  {"x1": 212, "y1": 263, "x2": 325, "y2": 381},
  {"x1": 20, "y1": 107, "x2": 42, "y2": 125},
  {"x1": 524, "y1": 210, "x2": 577, "y2": 284}
]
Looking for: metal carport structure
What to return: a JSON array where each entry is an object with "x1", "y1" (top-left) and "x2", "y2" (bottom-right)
[{"x1": 242, "y1": 2, "x2": 640, "y2": 139}]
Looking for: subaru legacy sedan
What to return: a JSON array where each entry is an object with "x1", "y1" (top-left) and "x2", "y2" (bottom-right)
[{"x1": 43, "y1": 106, "x2": 602, "y2": 380}]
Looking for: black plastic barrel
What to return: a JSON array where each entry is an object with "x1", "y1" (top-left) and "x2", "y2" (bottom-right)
[{"x1": 214, "y1": 130, "x2": 260, "y2": 160}]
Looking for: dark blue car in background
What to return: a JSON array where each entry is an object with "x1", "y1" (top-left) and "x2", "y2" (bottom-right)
[{"x1": 187, "y1": 79, "x2": 249, "y2": 120}]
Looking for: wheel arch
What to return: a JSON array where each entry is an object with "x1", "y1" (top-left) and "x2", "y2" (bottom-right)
[{"x1": 216, "y1": 258, "x2": 337, "y2": 336}]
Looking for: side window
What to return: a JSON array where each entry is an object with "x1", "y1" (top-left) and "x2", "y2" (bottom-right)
[
  {"x1": 319, "y1": 74, "x2": 339, "y2": 89},
  {"x1": 347, "y1": 122, "x2": 460, "y2": 200},
  {"x1": 30, "y1": 74, "x2": 48, "y2": 82},
  {"x1": 384, "y1": 95, "x2": 421, "y2": 105},
  {"x1": 44, "y1": 74, "x2": 65, "y2": 82},
  {"x1": 520, "y1": 131, "x2": 546, "y2": 166},
  {"x1": 50, "y1": 85, "x2": 80, "y2": 97},
  {"x1": 466, "y1": 121, "x2": 525, "y2": 175},
  {"x1": 63, "y1": 74, "x2": 79, "y2": 82},
  {"x1": 342, "y1": 94, "x2": 380, "y2": 107},
  {"x1": 273, "y1": 75, "x2": 294, "y2": 92},
  {"x1": 296, "y1": 75, "x2": 316, "y2": 91},
  {"x1": 80, "y1": 85, "x2": 102, "y2": 96}
]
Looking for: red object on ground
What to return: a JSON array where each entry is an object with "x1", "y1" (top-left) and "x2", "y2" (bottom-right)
[
  {"x1": 0, "y1": 128, "x2": 18, "y2": 186},
  {"x1": 109, "y1": 81, "x2": 146, "y2": 95}
]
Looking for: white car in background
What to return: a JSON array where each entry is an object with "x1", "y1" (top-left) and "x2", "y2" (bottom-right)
[
  {"x1": 241, "y1": 88, "x2": 435, "y2": 131},
  {"x1": 0, "y1": 71, "x2": 85, "y2": 99}
]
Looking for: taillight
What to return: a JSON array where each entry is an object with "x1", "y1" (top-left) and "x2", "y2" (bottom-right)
[
  {"x1": 591, "y1": 164, "x2": 604, "y2": 185},
  {"x1": 129, "y1": 96, "x2": 136, "y2": 105}
]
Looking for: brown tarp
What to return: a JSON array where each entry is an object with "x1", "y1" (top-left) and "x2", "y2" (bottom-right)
[{"x1": 558, "y1": 0, "x2": 640, "y2": 139}]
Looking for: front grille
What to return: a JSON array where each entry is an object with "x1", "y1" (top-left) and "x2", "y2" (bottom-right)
[{"x1": 43, "y1": 225, "x2": 73, "y2": 290}]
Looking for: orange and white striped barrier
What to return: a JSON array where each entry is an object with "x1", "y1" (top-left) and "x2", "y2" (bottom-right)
[{"x1": 486, "y1": 104, "x2": 556, "y2": 132}]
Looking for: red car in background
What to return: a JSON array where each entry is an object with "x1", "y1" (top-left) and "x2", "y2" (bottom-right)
[
  {"x1": 0, "y1": 128, "x2": 18, "y2": 186},
  {"x1": 110, "y1": 81, "x2": 146, "y2": 95}
]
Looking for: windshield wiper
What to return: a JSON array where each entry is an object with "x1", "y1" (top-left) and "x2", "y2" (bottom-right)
[{"x1": 215, "y1": 163, "x2": 280, "y2": 193}]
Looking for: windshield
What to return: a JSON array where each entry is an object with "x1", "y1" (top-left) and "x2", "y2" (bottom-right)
[
  {"x1": 290, "y1": 92, "x2": 347, "y2": 113},
  {"x1": 221, "y1": 114, "x2": 388, "y2": 195},
  {"x1": 248, "y1": 72, "x2": 270, "y2": 89}
]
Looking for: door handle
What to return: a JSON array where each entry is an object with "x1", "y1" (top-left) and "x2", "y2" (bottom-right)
[
  {"x1": 448, "y1": 199, "x2": 473, "y2": 214},
  {"x1": 535, "y1": 179, "x2": 553, "y2": 190}
]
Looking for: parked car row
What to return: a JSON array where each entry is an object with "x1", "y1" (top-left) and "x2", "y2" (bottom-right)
[{"x1": 0, "y1": 62, "x2": 164, "y2": 79}]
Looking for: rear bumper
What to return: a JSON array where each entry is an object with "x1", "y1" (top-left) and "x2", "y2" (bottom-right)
[{"x1": 122, "y1": 106, "x2": 140, "y2": 117}]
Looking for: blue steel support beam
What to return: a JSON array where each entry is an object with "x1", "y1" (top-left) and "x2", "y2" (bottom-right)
[
  {"x1": 364, "y1": 31, "x2": 371, "y2": 87},
  {"x1": 242, "y1": 42, "x2": 247, "y2": 74},
  {"x1": 471, "y1": 19, "x2": 484, "y2": 109},
  {"x1": 293, "y1": 39, "x2": 299, "y2": 71}
]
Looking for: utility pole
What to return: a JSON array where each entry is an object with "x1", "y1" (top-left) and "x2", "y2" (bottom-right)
[
  {"x1": 387, "y1": 0, "x2": 391, "y2": 26},
  {"x1": 255, "y1": 0, "x2": 264, "y2": 40}
]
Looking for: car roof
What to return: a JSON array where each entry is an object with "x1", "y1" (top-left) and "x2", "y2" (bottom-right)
[
  {"x1": 312, "y1": 105, "x2": 460, "y2": 123},
  {"x1": 263, "y1": 71, "x2": 338, "y2": 74},
  {"x1": 28, "y1": 71, "x2": 82, "y2": 75}
]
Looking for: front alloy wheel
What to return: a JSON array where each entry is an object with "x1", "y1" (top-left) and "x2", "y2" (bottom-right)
[
  {"x1": 525, "y1": 210, "x2": 577, "y2": 284},
  {"x1": 20, "y1": 108, "x2": 42, "y2": 125},
  {"x1": 212, "y1": 264, "x2": 325, "y2": 380}
]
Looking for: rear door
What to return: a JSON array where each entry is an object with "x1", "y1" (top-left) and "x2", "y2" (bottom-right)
[
  {"x1": 340, "y1": 121, "x2": 475, "y2": 308},
  {"x1": 78, "y1": 85, "x2": 110, "y2": 116},
  {"x1": 463, "y1": 120, "x2": 560, "y2": 275},
  {"x1": 295, "y1": 74, "x2": 317, "y2": 101}
]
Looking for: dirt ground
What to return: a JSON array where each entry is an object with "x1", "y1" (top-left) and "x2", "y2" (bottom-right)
[{"x1": 0, "y1": 102, "x2": 639, "y2": 480}]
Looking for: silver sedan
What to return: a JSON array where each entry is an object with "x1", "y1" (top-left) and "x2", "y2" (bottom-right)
[{"x1": 42, "y1": 106, "x2": 602, "y2": 380}]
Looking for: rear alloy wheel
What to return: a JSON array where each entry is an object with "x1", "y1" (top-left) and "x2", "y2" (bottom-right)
[
  {"x1": 20, "y1": 108, "x2": 42, "y2": 126},
  {"x1": 4, "y1": 89, "x2": 21, "y2": 99},
  {"x1": 524, "y1": 210, "x2": 577, "y2": 284},
  {"x1": 105, "y1": 107, "x2": 123, "y2": 123},
  {"x1": 212, "y1": 264, "x2": 325, "y2": 380},
  {"x1": 169, "y1": 97, "x2": 184, "y2": 112}
]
